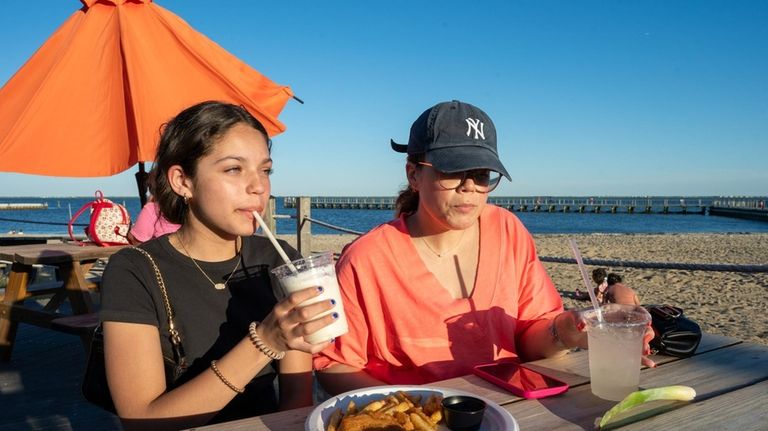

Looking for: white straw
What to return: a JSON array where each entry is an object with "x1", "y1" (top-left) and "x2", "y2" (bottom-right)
[
  {"x1": 252, "y1": 211, "x2": 297, "y2": 274},
  {"x1": 568, "y1": 239, "x2": 603, "y2": 321}
]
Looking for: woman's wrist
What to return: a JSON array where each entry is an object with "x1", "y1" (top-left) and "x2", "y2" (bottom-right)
[
  {"x1": 249, "y1": 321, "x2": 286, "y2": 360},
  {"x1": 550, "y1": 313, "x2": 568, "y2": 350}
]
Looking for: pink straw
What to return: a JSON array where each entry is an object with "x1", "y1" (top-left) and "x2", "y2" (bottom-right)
[{"x1": 569, "y1": 239, "x2": 603, "y2": 321}]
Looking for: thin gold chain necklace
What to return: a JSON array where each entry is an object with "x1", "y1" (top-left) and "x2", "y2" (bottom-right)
[
  {"x1": 420, "y1": 229, "x2": 467, "y2": 258},
  {"x1": 177, "y1": 233, "x2": 241, "y2": 290}
]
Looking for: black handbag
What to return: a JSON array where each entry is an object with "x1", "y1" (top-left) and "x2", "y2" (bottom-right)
[
  {"x1": 82, "y1": 247, "x2": 188, "y2": 414},
  {"x1": 645, "y1": 304, "x2": 702, "y2": 358}
]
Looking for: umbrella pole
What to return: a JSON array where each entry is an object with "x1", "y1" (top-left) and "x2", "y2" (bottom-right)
[{"x1": 135, "y1": 162, "x2": 149, "y2": 207}]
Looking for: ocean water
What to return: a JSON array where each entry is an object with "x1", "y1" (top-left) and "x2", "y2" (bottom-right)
[{"x1": 1, "y1": 196, "x2": 767, "y2": 236}]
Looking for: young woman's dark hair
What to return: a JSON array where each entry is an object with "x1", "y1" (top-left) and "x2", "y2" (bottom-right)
[
  {"x1": 591, "y1": 268, "x2": 608, "y2": 285},
  {"x1": 394, "y1": 153, "x2": 426, "y2": 217},
  {"x1": 607, "y1": 273, "x2": 623, "y2": 286},
  {"x1": 150, "y1": 101, "x2": 270, "y2": 225}
]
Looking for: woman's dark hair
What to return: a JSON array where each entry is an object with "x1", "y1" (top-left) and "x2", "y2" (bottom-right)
[
  {"x1": 395, "y1": 153, "x2": 425, "y2": 217},
  {"x1": 607, "y1": 273, "x2": 623, "y2": 285},
  {"x1": 150, "y1": 101, "x2": 269, "y2": 225},
  {"x1": 591, "y1": 268, "x2": 608, "y2": 285}
]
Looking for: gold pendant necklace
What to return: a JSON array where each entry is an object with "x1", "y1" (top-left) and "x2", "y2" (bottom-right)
[
  {"x1": 177, "y1": 233, "x2": 241, "y2": 290},
  {"x1": 420, "y1": 229, "x2": 467, "y2": 258}
]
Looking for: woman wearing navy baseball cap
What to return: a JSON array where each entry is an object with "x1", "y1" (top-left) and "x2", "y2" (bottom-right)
[{"x1": 314, "y1": 100, "x2": 653, "y2": 393}]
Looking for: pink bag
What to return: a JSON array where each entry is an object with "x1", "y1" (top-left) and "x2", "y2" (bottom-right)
[{"x1": 68, "y1": 191, "x2": 131, "y2": 246}]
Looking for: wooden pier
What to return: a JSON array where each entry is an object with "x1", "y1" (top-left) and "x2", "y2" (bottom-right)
[
  {"x1": 282, "y1": 196, "x2": 732, "y2": 215},
  {"x1": 709, "y1": 207, "x2": 768, "y2": 221},
  {"x1": 0, "y1": 203, "x2": 47, "y2": 211}
]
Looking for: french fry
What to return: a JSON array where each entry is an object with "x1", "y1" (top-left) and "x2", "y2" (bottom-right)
[
  {"x1": 361, "y1": 399, "x2": 386, "y2": 412},
  {"x1": 410, "y1": 407, "x2": 433, "y2": 425},
  {"x1": 346, "y1": 399, "x2": 357, "y2": 415},
  {"x1": 326, "y1": 408, "x2": 342, "y2": 431},
  {"x1": 377, "y1": 398, "x2": 396, "y2": 414},
  {"x1": 396, "y1": 401, "x2": 413, "y2": 413},
  {"x1": 397, "y1": 390, "x2": 422, "y2": 406},
  {"x1": 429, "y1": 409, "x2": 442, "y2": 424},
  {"x1": 409, "y1": 412, "x2": 437, "y2": 431},
  {"x1": 328, "y1": 391, "x2": 444, "y2": 431},
  {"x1": 394, "y1": 391, "x2": 412, "y2": 406},
  {"x1": 394, "y1": 411, "x2": 415, "y2": 430}
]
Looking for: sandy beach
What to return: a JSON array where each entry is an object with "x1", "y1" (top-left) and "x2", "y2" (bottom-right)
[{"x1": 278, "y1": 232, "x2": 768, "y2": 346}]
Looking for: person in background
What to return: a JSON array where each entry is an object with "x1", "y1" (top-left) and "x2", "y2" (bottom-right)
[
  {"x1": 100, "y1": 101, "x2": 339, "y2": 430},
  {"x1": 127, "y1": 197, "x2": 181, "y2": 245},
  {"x1": 592, "y1": 268, "x2": 641, "y2": 305},
  {"x1": 314, "y1": 100, "x2": 654, "y2": 395},
  {"x1": 590, "y1": 268, "x2": 610, "y2": 303}
]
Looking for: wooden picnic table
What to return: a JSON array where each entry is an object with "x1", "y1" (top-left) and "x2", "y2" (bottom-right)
[
  {"x1": 0, "y1": 242, "x2": 126, "y2": 361},
  {"x1": 186, "y1": 332, "x2": 768, "y2": 430}
]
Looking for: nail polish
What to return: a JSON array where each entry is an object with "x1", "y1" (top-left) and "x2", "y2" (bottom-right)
[
  {"x1": 330, "y1": 299, "x2": 336, "y2": 305},
  {"x1": 332, "y1": 312, "x2": 339, "y2": 319},
  {"x1": 316, "y1": 286, "x2": 324, "y2": 293}
]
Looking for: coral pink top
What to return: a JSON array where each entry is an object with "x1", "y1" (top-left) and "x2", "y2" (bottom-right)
[{"x1": 314, "y1": 205, "x2": 563, "y2": 384}]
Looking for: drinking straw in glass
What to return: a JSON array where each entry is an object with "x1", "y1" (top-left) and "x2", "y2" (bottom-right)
[
  {"x1": 569, "y1": 239, "x2": 603, "y2": 321},
  {"x1": 252, "y1": 211, "x2": 297, "y2": 274}
]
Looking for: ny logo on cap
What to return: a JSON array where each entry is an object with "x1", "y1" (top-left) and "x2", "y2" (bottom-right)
[{"x1": 465, "y1": 118, "x2": 485, "y2": 140}]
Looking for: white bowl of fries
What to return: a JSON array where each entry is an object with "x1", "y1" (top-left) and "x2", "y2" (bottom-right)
[{"x1": 306, "y1": 385, "x2": 518, "y2": 431}]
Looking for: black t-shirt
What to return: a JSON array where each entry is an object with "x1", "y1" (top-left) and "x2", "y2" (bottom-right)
[{"x1": 100, "y1": 234, "x2": 301, "y2": 423}]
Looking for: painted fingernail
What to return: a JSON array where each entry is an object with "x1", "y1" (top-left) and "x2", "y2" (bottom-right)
[
  {"x1": 332, "y1": 312, "x2": 339, "y2": 319},
  {"x1": 330, "y1": 299, "x2": 336, "y2": 305},
  {"x1": 316, "y1": 286, "x2": 324, "y2": 293},
  {"x1": 576, "y1": 322, "x2": 586, "y2": 331},
  {"x1": 329, "y1": 338, "x2": 336, "y2": 343}
]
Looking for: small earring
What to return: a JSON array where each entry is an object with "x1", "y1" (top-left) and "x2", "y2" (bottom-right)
[{"x1": 183, "y1": 195, "x2": 189, "y2": 205}]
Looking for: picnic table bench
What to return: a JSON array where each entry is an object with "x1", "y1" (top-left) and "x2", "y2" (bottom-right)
[{"x1": 0, "y1": 243, "x2": 124, "y2": 361}]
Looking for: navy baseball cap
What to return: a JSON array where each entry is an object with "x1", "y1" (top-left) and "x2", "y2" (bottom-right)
[{"x1": 390, "y1": 100, "x2": 511, "y2": 180}]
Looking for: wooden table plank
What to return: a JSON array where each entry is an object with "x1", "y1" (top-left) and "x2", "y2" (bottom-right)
[
  {"x1": 616, "y1": 380, "x2": 768, "y2": 430},
  {"x1": 0, "y1": 243, "x2": 125, "y2": 265},
  {"x1": 506, "y1": 341, "x2": 768, "y2": 430},
  {"x1": 186, "y1": 406, "x2": 314, "y2": 431}
]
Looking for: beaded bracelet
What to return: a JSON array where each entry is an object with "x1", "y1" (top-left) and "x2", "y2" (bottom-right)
[
  {"x1": 249, "y1": 321, "x2": 286, "y2": 360},
  {"x1": 210, "y1": 360, "x2": 244, "y2": 394}
]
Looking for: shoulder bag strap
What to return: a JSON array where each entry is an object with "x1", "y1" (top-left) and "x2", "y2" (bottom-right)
[{"x1": 131, "y1": 247, "x2": 188, "y2": 368}]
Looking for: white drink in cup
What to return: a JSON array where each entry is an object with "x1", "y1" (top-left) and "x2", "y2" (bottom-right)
[
  {"x1": 583, "y1": 303, "x2": 651, "y2": 401},
  {"x1": 271, "y1": 252, "x2": 348, "y2": 344}
]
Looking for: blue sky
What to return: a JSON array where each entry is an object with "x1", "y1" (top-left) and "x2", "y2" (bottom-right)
[{"x1": 1, "y1": 0, "x2": 766, "y2": 198}]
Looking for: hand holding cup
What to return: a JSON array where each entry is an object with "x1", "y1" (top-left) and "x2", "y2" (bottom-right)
[
  {"x1": 271, "y1": 252, "x2": 349, "y2": 345},
  {"x1": 258, "y1": 285, "x2": 338, "y2": 354}
]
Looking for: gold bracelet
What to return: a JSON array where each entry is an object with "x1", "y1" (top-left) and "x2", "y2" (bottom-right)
[
  {"x1": 210, "y1": 360, "x2": 244, "y2": 394},
  {"x1": 249, "y1": 321, "x2": 286, "y2": 360}
]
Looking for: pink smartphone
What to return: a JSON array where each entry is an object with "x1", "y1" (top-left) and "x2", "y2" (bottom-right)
[{"x1": 473, "y1": 361, "x2": 569, "y2": 399}]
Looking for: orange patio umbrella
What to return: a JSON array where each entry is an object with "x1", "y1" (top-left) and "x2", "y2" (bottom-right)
[{"x1": 0, "y1": 0, "x2": 296, "y2": 204}]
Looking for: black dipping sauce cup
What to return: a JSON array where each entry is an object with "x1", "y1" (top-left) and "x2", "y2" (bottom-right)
[{"x1": 442, "y1": 395, "x2": 487, "y2": 431}]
